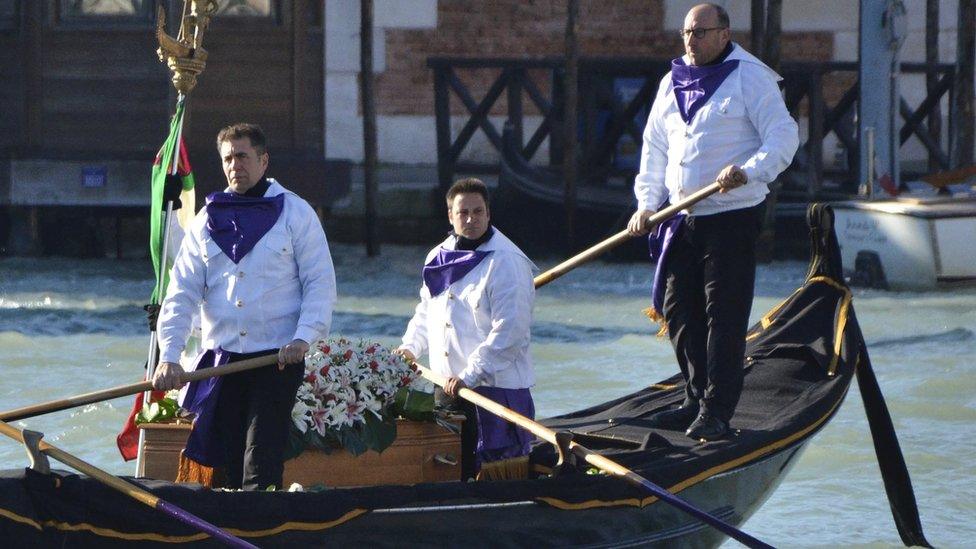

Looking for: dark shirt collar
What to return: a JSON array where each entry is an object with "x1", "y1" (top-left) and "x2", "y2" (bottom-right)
[
  {"x1": 700, "y1": 41, "x2": 734, "y2": 66},
  {"x1": 239, "y1": 177, "x2": 271, "y2": 198},
  {"x1": 452, "y1": 226, "x2": 495, "y2": 251}
]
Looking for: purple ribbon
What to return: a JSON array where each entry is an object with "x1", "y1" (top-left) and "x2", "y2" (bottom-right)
[
  {"x1": 472, "y1": 386, "x2": 535, "y2": 466},
  {"x1": 422, "y1": 248, "x2": 491, "y2": 296},
  {"x1": 647, "y1": 213, "x2": 686, "y2": 318},
  {"x1": 180, "y1": 349, "x2": 230, "y2": 467},
  {"x1": 205, "y1": 192, "x2": 285, "y2": 263},
  {"x1": 670, "y1": 58, "x2": 739, "y2": 124}
]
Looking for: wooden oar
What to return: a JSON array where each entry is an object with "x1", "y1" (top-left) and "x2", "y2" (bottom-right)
[
  {"x1": 0, "y1": 354, "x2": 277, "y2": 423},
  {"x1": 416, "y1": 363, "x2": 773, "y2": 549},
  {"x1": 0, "y1": 419, "x2": 257, "y2": 548},
  {"x1": 533, "y1": 181, "x2": 723, "y2": 289}
]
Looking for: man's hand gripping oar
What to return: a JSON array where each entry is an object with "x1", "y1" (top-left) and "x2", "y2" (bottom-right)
[
  {"x1": 533, "y1": 181, "x2": 723, "y2": 289},
  {"x1": 0, "y1": 354, "x2": 278, "y2": 423}
]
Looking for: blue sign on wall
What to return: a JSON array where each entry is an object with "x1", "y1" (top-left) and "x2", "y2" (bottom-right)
[{"x1": 82, "y1": 166, "x2": 107, "y2": 188}]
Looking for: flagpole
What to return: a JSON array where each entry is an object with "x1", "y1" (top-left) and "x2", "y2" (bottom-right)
[
  {"x1": 135, "y1": 199, "x2": 175, "y2": 476},
  {"x1": 128, "y1": 0, "x2": 217, "y2": 472}
]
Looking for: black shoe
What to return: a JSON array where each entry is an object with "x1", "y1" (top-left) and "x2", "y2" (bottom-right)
[
  {"x1": 647, "y1": 404, "x2": 700, "y2": 430},
  {"x1": 685, "y1": 413, "x2": 728, "y2": 441}
]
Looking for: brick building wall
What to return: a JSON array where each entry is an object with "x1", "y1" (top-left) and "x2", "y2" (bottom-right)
[
  {"x1": 376, "y1": 1, "x2": 832, "y2": 117},
  {"x1": 325, "y1": 0, "x2": 961, "y2": 170}
]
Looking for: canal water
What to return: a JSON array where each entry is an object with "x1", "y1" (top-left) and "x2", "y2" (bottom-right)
[{"x1": 0, "y1": 244, "x2": 973, "y2": 547}]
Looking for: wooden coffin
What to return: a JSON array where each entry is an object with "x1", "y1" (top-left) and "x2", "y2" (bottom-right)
[{"x1": 138, "y1": 418, "x2": 462, "y2": 487}]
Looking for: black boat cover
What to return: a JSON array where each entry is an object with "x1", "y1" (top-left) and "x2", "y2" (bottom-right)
[{"x1": 0, "y1": 205, "x2": 928, "y2": 547}]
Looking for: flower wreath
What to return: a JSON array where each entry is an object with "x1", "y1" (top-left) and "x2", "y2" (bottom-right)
[{"x1": 287, "y1": 337, "x2": 430, "y2": 458}]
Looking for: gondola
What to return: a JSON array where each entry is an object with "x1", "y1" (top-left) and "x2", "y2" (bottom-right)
[{"x1": 0, "y1": 205, "x2": 928, "y2": 547}]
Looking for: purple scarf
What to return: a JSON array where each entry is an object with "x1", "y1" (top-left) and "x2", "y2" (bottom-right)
[
  {"x1": 670, "y1": 58, "x2": 739, "y2": 124},
  {"x1": 647, "y1": 212, "x2": 686, "y2": 317},
  {"x1": 205, "y1": 192, "x2": 285, "y2": 263},
  {"x1": 422, "y1": 248, "x2": 491, "y2": 296},
  {"x1": 473, "y1": 386, "x2": 535, "y2": 466},
  {"x1": 179, "y1": 349, "x2": 231, "y2": 467}
]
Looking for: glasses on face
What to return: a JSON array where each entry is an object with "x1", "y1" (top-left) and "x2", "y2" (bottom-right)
[{"x1": 680, "y1": 27, "x2": 726, "y2": 39}]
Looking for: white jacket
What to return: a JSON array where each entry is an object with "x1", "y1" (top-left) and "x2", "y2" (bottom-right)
[
  {"x1": 158, "y1": 179, "x2": 337, "y2": 365},
  {"x1": 400, "y1": 228, "x2": 537, "y2": 389},
  {"x1": 635, "y1": 43, "x2": 799, "y2": 216}
]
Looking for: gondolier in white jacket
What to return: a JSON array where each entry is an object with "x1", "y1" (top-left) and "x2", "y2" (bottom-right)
[
  {"x1": 153, "y1": 123, "x2": 336, "y2": 491},
  {"x1": 398, "y1": 178, "x2": 537, "y2": 480},
  {"x1": 627, "y1": 3, "x2": 798, "y2": 441}
]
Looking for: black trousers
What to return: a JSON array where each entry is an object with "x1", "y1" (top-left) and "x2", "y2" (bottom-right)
[
  {"x1": 436, "y1": 388, "x2": 479, "y2": 481},
  {"x1": 214, "y1": 350, "x2": 304, "y2": 491},
  {"x1": 662, "y1": 202, "x2": 764, "y2": 424}
]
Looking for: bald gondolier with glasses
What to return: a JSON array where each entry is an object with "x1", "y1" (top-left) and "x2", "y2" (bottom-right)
[{"x1": 628, "y1": 3, "x2": 798, "y2": 441}]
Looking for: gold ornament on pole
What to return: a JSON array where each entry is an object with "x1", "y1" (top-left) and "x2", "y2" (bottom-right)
[{"x1": 156, "y1": 0, "x2": 219, "y2": 95}]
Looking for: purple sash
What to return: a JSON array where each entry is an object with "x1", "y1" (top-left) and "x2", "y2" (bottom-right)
[
  {"x1": 472, "y1": 386, "x2": 535, "y2": 465},
  {"x1": 179, "y1": 349, "x2": 231, "y2": 466},
  {"x1": 647, "y1": 212, "x2": 686, "y2": 318},
  {"x1": 671, "y1": 58, "x2": 739, "y2": 124},
  {"x1": 205, "y1": 192, "x2": 285, "y2": 263},
  {"x1": 422, "y1": 248, "x2": 491, "y2": 296}
]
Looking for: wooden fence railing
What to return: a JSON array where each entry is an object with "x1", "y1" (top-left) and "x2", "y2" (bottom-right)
[{"x1": 428, "y1": 56, "x2": 959, "y2": 197}]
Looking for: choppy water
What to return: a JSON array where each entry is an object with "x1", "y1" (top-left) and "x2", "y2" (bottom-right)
[{"x1": 0, "y1": 245, "x2": 973, "y2": 548}]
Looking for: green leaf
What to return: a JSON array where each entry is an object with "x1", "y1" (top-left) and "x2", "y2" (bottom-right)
[
  {"x1": 338, "y1": 426, "x2": 367, "y2": 456},
  {"x1": 135, "y1": 397, "x2": 180, "y2": 425},
  {"x1": 363, "y1": 411, "x2": 397, "y2": 453},
  {"x1": 391, "y1": 388, "x2": 435, "y2": 422}
]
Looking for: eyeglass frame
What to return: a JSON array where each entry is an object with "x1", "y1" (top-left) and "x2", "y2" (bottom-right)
[{"x1": 679, "y1": 27, "x2": 727, "y2": 39}]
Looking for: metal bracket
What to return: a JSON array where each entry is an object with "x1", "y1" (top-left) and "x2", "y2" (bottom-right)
[
  {"x1": 433, "y1": 453, "x2": 458, "y2": 467},
  {"x1": 551, "y1": 430, "x2": 577, "y2": 477},
  {"x1": 21, "y1": 429, "x2": 50, "y2": 475}
]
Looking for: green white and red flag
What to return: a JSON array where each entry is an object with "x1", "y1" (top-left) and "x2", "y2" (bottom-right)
[
  {"x1": 118, "y1": 97, "x2": 197, "y2": 461},
  {"x1": 149, "y1": 96, "x2": 196, "y2": 304}
]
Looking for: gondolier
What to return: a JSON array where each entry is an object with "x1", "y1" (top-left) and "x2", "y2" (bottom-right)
[
  {"x1": 152, "y1": 123, "x2": 337, "y2": 491},
  {"x1": 627, "y1": 3, "x2": 799, "y2": 440},
  {"x1": 397, "y1": 178, "x2": 537, "y2": 480}
]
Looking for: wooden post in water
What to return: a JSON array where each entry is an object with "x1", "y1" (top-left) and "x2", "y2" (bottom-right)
[
  {"x1": 756, "y1": 0, "x2": 782, "y2": 262},
  {"x1": 563, "y1": 0, "x2": 579, "y2": 253},
  {"x1": 750, "y1": 0, "x2": 765, "y2": 55},
  {"x1": 953, "y1": 0, "x2": 975, "y2": 168},
  {"x1": 361, "y1": 0, "x2": 380, "y2": 256},
  {"x1": 925, "y1": 0, "x2": 942, "y2": 173},
  {"x1": 763, "y1": 0, "x2": 782, "y2": 72}
]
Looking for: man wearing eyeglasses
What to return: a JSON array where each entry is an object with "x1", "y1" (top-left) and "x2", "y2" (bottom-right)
[{"x1": 627, "y1": 3, "x2": 798, "y2": 441}]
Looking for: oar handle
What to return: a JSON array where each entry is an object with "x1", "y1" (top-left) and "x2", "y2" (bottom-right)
[
  {"x1": 533, "y1": 182, "x2": 723, "y2": 289},
  {"x1": 0, "y1": 420, "x2": 257, "y2": 548},
  {"x1": 415, "y1": 362, "x2": 773, "y2": 549},
  {"x1": 0, "y1": 354, "x2": 278, "y2": 423}
]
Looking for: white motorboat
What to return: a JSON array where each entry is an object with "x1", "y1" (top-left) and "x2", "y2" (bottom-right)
[{"x1": 833, "y1": 195, "x2": 976, "y2": 290}]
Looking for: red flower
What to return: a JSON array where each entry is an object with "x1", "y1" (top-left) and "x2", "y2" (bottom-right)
[
  {"x1": 319, "y1": 365, "x2": 330, "y2": 376},
  {"x1": 304, "y1": 373, "x2": 317, "y2": 383},
  {"x1": 321, "y1": 345, "x2": 331, "y2": 354},
  {"x1": 343, "y1": 349, "x2": 353, "y2": 360},
  {"x1": 365, "y1": 345, "x2": 377, "y2": 354},
  {"x1": 369, "y1": 360, "x2": 379, "y2": 371}
]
